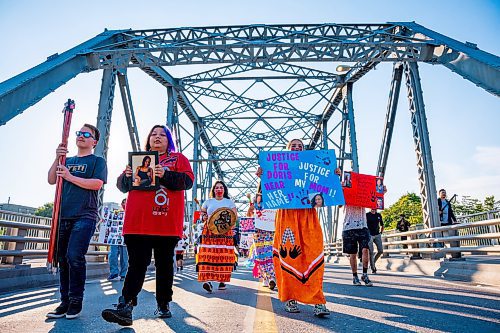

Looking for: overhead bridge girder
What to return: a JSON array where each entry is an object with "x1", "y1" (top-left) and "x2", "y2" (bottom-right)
[
  {"x1": 2, "y1": 23, "x2": 498, "y2": 125},
  {"x1": 397, "y1": 22, "x2": 500, "y2": 96},
  {"x1": 0, "y1": 30, "x2": 127, "y2": 125}
]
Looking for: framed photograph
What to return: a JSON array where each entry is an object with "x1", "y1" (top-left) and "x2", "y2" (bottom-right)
[
  {"x1": 343, "y1": 171, "x2": 352, "y2": 188},
  {"x1": 129, "y1": 151, "x2": 159, "y2": 190},
  {"x1": 376, "y1": 197, "x2": 384, "y2": 210},
  {"x1": 375, "y1": 177, "x2": 384, "y2": 194}
]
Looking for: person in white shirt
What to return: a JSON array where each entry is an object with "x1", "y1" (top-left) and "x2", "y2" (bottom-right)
[{"x1": 197, "y1": 180, "x2": 238, "y2": 293}]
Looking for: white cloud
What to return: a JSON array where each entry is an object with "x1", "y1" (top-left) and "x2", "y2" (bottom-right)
[
  {"x1": 433, "y1": 146, "x2": 500, "y2": 200},
  {"x1": 473, "y1": 146, "x2": 500, "y2": 173}
]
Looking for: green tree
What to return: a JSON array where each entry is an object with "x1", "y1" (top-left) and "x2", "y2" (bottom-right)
[
  {"x1": 483, "y1": 195, "x2": 496, "y2": 211},
  {"x1": 34, "y1": 202, "x2": 53, "y2": 217},
  {"x1": 381, "y1": 192, "x2": 423, "y2": 229},
  {"x1": 453, "y1": 196, "x2": 485, "y2": 216}
]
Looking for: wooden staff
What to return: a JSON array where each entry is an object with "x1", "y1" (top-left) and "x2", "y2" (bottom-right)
[{"x1": 47, "y1": 99, "x2": 75, "y2": 272}]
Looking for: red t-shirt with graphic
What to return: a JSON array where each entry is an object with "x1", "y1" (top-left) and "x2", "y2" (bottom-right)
[{"x1": 123, "y1": 152, "x2": 194, "y2": 237}]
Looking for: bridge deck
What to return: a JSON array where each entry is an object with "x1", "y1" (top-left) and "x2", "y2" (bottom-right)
[{"x1": 0, "y1": 261, "x2": 499, "y2": 333}]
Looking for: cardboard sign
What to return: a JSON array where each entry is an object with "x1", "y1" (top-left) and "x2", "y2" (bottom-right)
[
  {"x1": 342, "y1": 172, "x2": 385, "y2": 209},
  {"x1": 259, "y1": 149, "x2": 345, "y2": 209},
  {"x1": 193, "y1": 210, "x2": 201, "y2": 224},
  {"x1": 98, "y1": 206, "x2": 125, "y2": 245},
  {"x1": 254, "y1": 209, "x2": 276, "y2": 231},
  {"x1": 239, "y1": 233, "x2": 254, "y2": 250}
]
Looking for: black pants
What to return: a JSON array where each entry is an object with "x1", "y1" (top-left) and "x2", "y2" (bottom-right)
[{"x1": 122, "y1": 234, "x2": 178, "y2": 306}]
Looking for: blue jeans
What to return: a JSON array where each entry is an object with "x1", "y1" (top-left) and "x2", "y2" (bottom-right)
[
  {"x1": 109, "y1": 245, "x2": 129, "y2": 277},
  {"x1": 57, "y1": 218, "x2": 96, "y2": 303}
]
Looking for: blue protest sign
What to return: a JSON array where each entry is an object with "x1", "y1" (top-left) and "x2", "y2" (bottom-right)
[{"x1": 258, "y1": 149, "x2": 345, "y2": 209}]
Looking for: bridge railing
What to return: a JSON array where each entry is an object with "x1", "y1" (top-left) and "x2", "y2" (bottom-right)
[
  {"x1": 325, "y1": 210, "x2": 500, "y2": 258},
  {"x1": 0, "y1": 210, "x2": 109, "y2": 265},
  {"x1": 380, "y1": 218, "x2": 500, "y2": 257}
]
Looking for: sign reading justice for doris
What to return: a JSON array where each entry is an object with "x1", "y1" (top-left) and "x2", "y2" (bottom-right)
[{"x1": 258, "y1": 149, "x2": 345, "y2": 209}]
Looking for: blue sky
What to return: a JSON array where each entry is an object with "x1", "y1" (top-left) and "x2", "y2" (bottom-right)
[{"x1": 0, "y1": 0, "x2": 499, "y2": 208}]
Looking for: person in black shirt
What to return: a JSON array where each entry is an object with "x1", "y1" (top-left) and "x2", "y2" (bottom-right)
[
  {"x1": 397, "y1": 214, "x2": 411, "y2": 249},
  {"x1": 46, "y1": 124, "x2": 108, "y2": 320},
  {"x1": 358, "y1": 209, "x2": 385, "y2": 273}
]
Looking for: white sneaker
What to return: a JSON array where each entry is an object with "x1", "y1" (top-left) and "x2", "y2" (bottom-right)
[
  {"x1": 314, "y1": 304, "x2": 330, "y2": 317},
  {"x1": 284, "y1": 300, "x2": 300, "y2": 313}
]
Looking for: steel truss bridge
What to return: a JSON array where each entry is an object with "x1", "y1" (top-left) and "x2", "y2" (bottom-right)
[{"x1": 1, "y1": 22, "x2": 498, "y2": 242}]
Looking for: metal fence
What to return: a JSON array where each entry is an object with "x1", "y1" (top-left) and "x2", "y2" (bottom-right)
[
  {"x1": 2, "y1": 209, "x2": 498, "y2": 265},
  {"x1": 0, "y1": 210, "x2": 107, "y2": 265},
  {"x1": 325, "y1": 210, "x2": 500, "y2": 258}
]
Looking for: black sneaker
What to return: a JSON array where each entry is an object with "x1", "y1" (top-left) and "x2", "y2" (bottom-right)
[
  {"x1": 353, "y1": 276, "x2": 362, "y2": 286},
  {"x1": 218, "y1": 282, "x2": 227, "y2": 290},
  {"x1": 46, "y1": 302, "x2": 69, "y2": 319},
  {"x1": 155, "y1": 303, "x2": 172, "y2": 318},
  {"x1": 65, "y1": 300, "x2": 82, "y2": 319},
  {"x1": 361, "y1": 274, "x2": 373, "y2": 287},
  {"x1": 102, "y1": 298, "x2": 133, "y2": 326},
  {"x1": 203, "y1": 282, "x2": 213, "y2": 293},
  {"x1": 268, "y1": 280, "x2": 276, "y2": 291}
]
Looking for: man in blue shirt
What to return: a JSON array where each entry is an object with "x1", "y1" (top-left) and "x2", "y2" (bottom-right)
[{"x1": 46, "y1": 124, "x2": 108, "y2": 320}]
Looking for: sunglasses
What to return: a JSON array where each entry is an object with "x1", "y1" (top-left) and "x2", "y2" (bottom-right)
[{"x1": 76, "y1": 131, "x2": 95, "y2": 139}]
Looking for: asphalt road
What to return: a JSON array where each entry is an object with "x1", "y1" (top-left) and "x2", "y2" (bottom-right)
[{"x1": 0, "y1": 260, "x2": 499, "y2": 332}]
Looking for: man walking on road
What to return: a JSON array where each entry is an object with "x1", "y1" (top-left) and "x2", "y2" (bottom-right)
[
  {"x1": 365, "y1": 209, "x2": 384, "y2": 273},
  {"x1": 46, "y1": 124, "x2": 108, "y2": 319}
]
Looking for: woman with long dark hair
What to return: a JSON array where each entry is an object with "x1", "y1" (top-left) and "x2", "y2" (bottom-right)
[
  {"x1": 133, "y1": 155, "x2": 153, "y2": 186},
  {"x1": 102, "y1": 125, "x2": 193, "y2": 326},
  {"x1": 197, "y1": 180, "x2": 238, "y2": 293}
]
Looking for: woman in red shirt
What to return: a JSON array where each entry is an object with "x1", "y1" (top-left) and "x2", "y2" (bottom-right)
[{"x1": 102, "y1": 125, "x2": 193, "y2": 326}]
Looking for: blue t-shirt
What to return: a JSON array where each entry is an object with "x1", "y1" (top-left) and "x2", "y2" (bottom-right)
[{"x1": 60, "y1": 154, "x2": 108, "y2": 221}]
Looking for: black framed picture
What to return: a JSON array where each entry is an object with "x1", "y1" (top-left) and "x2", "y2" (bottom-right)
[
  {"x1": 129, "y1": 151, "x2": 159, "y2": 190},
  {"x1": 375, "y1": 177, "x2": 384, "y2": 194},
  {"x1": 343, "y1": 171, "x2": 352, "y2": 188}
]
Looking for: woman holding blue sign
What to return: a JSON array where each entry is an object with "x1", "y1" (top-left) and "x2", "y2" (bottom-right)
[{"x1": 258, "y1": 139, "x2": 330, "y2": 317}]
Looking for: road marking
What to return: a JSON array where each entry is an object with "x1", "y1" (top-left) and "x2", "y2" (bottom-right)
[{"x1": 253, "y1": 282, "x2": 278, "y2": 333}]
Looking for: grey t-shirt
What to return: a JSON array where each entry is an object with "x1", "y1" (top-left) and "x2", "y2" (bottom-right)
[
  {"x1": 343, "y1": 205, "x2": 368, "y2": 231},
  {"x1": 202, "y1": 198, "x2": 236, "y2": 217}
]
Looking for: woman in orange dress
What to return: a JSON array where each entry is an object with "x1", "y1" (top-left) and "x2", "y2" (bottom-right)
[
  {"x1": 258, "y1": 139, "x2": 329, "y2": 317},
  {"x1": 197, "y1": 180, "x2": 238, "y2": 293}
]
